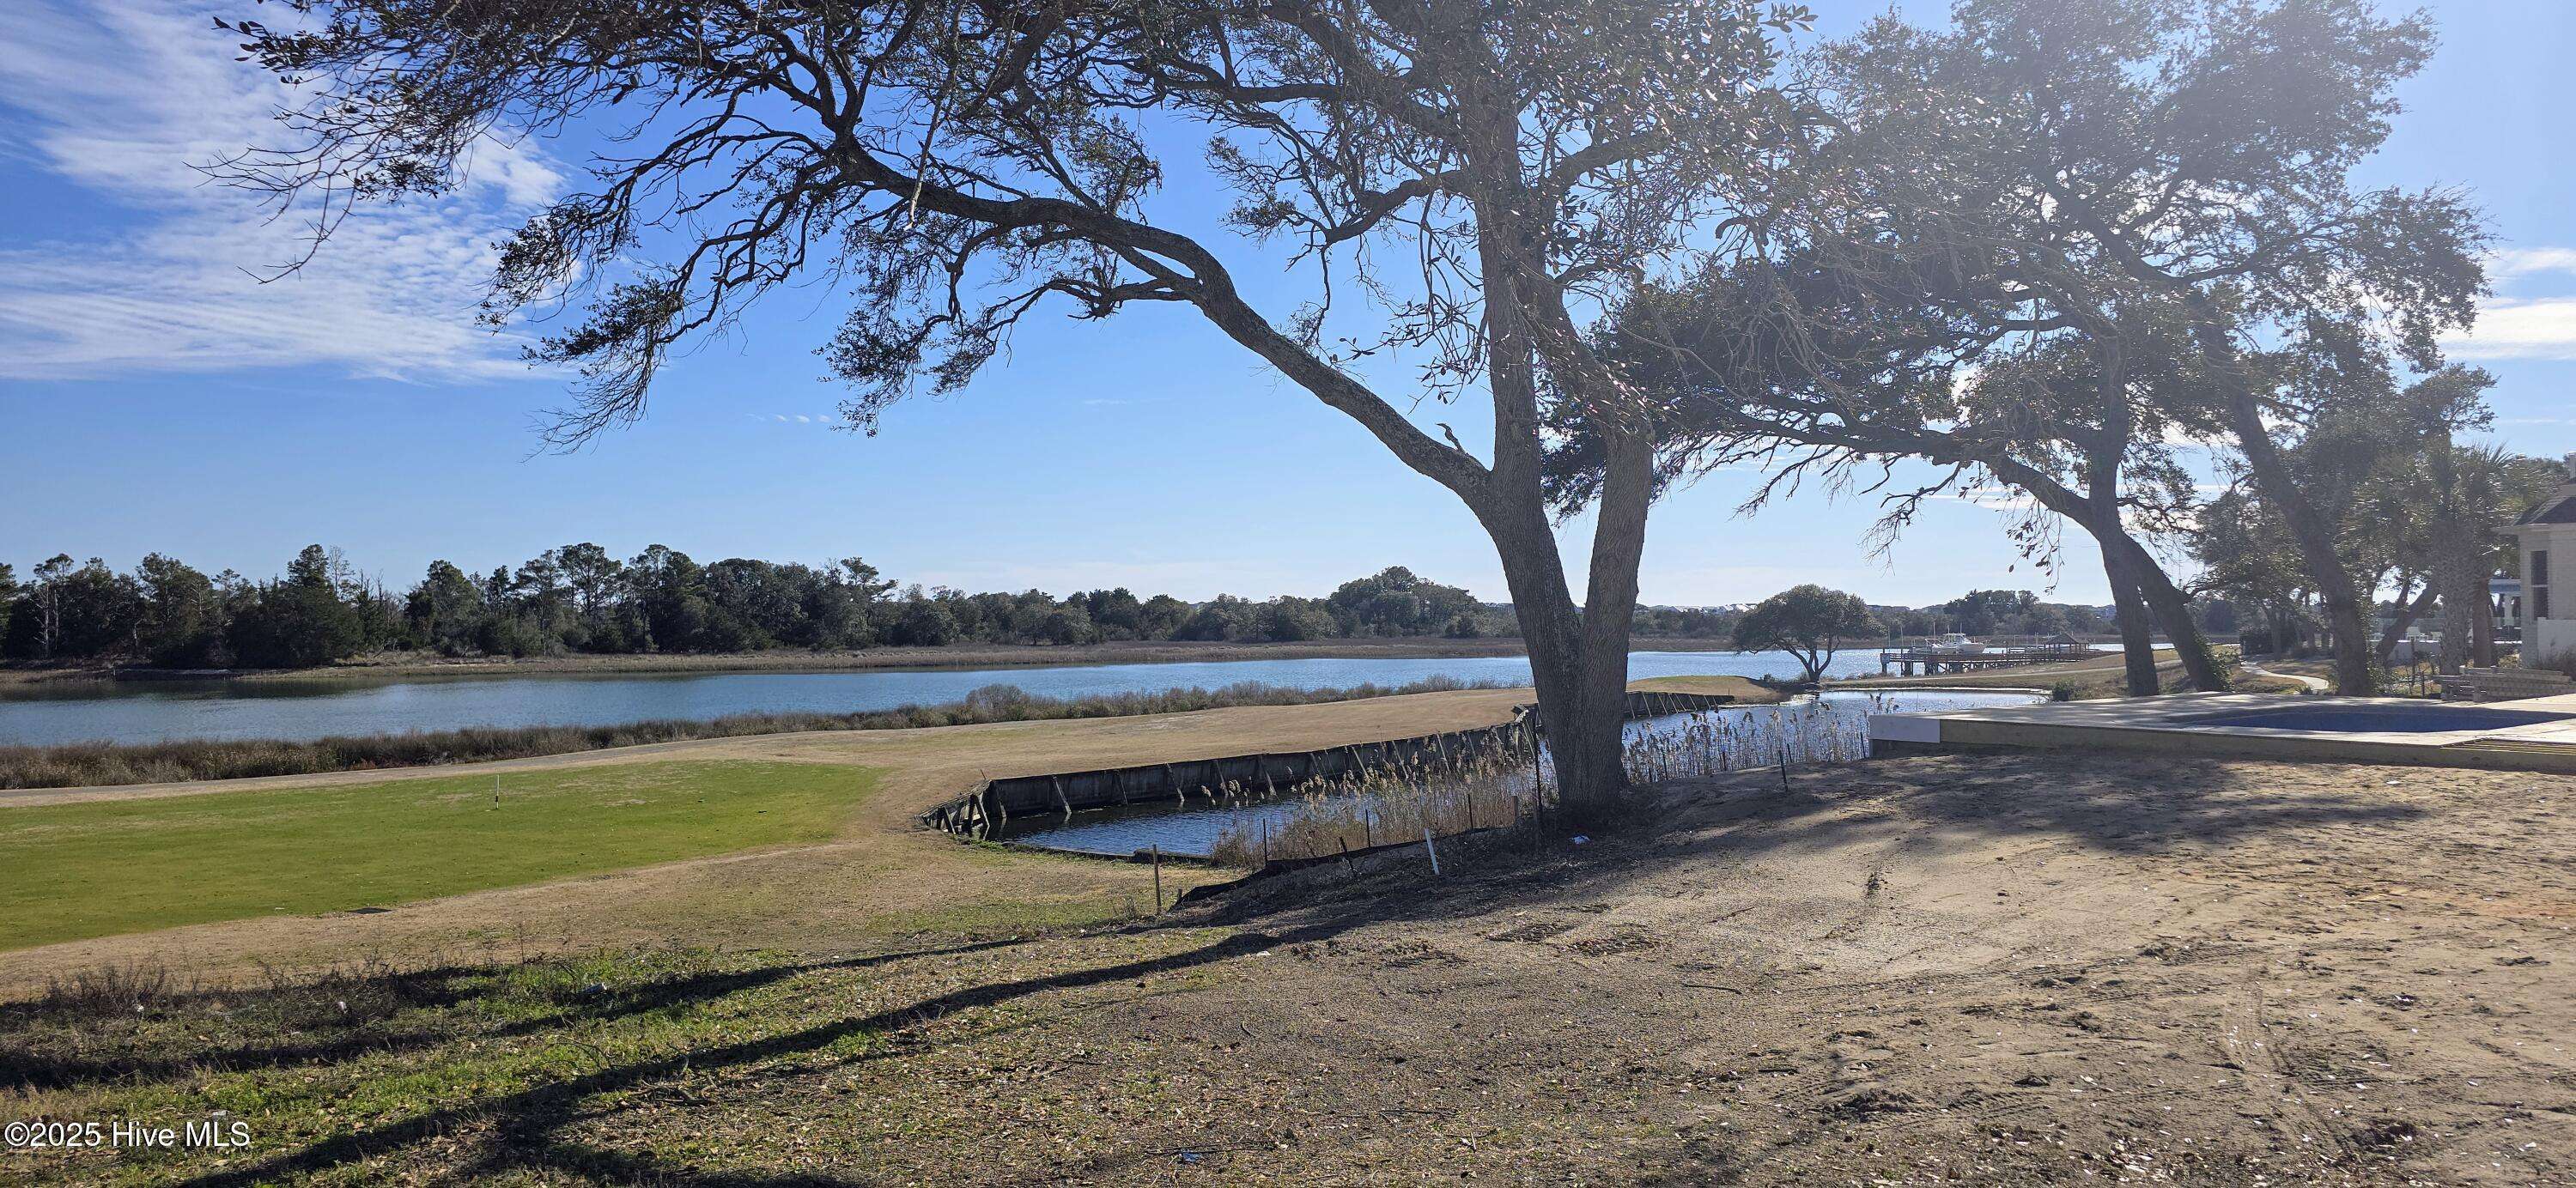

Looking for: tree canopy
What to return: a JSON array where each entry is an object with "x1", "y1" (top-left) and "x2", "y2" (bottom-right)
[
  {"x1": 221, "y1": 0, "x2": 1835, "y2": 804},
  {"x1": 1732, "y1": 584, "x2": 1877, "y2": 684}
]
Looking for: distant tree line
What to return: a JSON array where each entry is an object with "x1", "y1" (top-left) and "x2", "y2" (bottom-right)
[
  {"x1": 1873, "y1": 589, "x2": 2244, "y2": 645},
  {"x1": 0, "y1": 549, "x2": 1551, "y2": 670},
  {"x1": 1, "y1": 545, "x2": 2246, "y2": 673}
]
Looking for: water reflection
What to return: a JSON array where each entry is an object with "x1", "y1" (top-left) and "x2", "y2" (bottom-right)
[
  {"x1": 999, "y1": 689, "x2": 2042, "y2": 858},
  {"x1": 0, "y1": 651, "x2": 1880, "y2": 746}
]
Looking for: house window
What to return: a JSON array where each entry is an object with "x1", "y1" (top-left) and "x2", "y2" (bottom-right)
[{"x1": 2535, "y1": 550, "x2": 2552, "y2": 621}]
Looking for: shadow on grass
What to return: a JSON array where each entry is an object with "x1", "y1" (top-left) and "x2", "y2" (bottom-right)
[
  {"x1": 45, "y1": 751, "x2": 2421, "y2": 1185},
  {"x1": 176, "y1": 925, "x2": 1339, "y2": 1186},
  {"x1": 0, "y1": 937, "x2": 1029, "y2": 1093}
]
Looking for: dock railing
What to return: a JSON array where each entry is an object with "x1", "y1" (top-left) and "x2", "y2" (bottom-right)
[{"x1": 1875, "y1": 641, "x2": 2099, "y2": 676}]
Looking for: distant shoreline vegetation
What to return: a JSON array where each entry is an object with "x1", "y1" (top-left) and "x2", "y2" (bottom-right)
[
  {"x1": 0, "y1": 677, "x2": 1515, "y2": 791},
  {"x1": 0, "y1": 548, "x2": 1604, "y2": 674},
  {"x1": 0, "y1": 543, "x2": 2188, "y2": 679},
  {"x1": 0, "y1": 636, "x2": 1741, "y2": 688}
]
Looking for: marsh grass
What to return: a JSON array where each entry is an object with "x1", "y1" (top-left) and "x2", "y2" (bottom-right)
[
  {"x1": 1209, "y1": 696, "x2": 1888, "y2": 868},
  {"x1": 0, "y1": 676, "x2": 1508, "y2": 790}
]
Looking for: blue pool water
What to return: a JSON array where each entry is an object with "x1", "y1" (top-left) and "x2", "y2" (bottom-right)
[{"x1": 2185, "y1": 705, "x2": 2574, "y2": 734}]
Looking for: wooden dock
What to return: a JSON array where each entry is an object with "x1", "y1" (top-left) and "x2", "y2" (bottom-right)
[{"x1": 1876, "y1": 642, "x2": 2097, "y2": 676}]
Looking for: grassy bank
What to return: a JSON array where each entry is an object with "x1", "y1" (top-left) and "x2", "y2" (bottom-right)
[
  {"x1": 0, "y1": 677, "x2": 1510, "y2": 791},
  {"x1": 0, "y1": 760, "x2": 878, "y2": 950}
]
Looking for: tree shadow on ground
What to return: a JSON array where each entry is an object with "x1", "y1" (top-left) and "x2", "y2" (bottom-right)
[
  {"x1": 177, "y1": 924, "x2": 1351, "y2": 1186},
  {"x1": 0, "y1": 936, "x2": 1025, "y2": 1093},
  {"x1": 1200, "y1": 751, "x2": 2434, "y2": 941},
  {"x1": 168, "y1": 752, "x2": 2429, "y2": 1184}
]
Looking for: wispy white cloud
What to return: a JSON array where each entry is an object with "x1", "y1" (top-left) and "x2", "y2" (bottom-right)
[
  {"x1": 2444, "y1": 296, "x2": 2576, "y2": 362},
  {"x1": 2492, "y1": 246, "x2": 2576, "y2": 281},
  {"x1": 0, "y1": 0, "x2": 559, "y2": 381}
]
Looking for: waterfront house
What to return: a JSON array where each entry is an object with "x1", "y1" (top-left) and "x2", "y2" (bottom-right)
[{"x1": 2506, "y1": 455, "x2": 2576, "y2": 670}]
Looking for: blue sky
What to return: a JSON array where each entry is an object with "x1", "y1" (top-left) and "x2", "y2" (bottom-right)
[{"x1": 3, "y1": 1, "x2": 2570, "y2": 609}]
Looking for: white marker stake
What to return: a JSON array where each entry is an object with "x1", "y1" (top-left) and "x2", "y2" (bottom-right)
[{"x1": 1422, "y1": 827, "x2": 1441, "y2": 876}]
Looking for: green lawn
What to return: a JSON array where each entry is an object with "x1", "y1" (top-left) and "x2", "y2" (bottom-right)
[{"x1": 0, "y1": 760, "x2": 879, "y2": 950}]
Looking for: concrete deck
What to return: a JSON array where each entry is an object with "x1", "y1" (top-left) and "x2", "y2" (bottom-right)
[{"x1": 1869, "y1": 692, "x2": 2576, "y2": 773}]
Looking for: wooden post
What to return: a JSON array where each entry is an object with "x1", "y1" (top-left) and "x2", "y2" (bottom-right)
[
  {"x1": 1530, "y1": 732, "x2": 1546, "y2": 805},
  {"x1": 1151, "y1": 845, "x2": 1163, "y2": 915}
]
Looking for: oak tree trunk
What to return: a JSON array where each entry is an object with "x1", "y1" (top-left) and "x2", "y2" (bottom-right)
[
  {"x1": 2222, "y1": 400, "x2": 2377, "y2": 694},
  {"x1": 2180, "y1": 305, "x2": 2375, "y2": 694},
  {"x1": 2117, "y1": 542, "x2": 2231, "y2": 691},
  {"x1": 2098, "y1": 546, "x2": 2161, "y2": 695}
]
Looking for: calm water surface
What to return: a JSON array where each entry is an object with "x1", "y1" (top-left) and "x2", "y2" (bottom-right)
[
  {"x1": 0, "y1": 650, "x2": 1902, "y2": 747},
  {"x1": 998, "y1": 688, "x2": 2045, "y2": 858}
]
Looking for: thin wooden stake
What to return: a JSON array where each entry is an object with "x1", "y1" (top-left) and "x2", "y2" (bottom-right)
[
  {"x1": 1422, "y1": 827, "x2": 1441, "y2": 876},
  {"x1": 1151, "y1": 845, "x2": 1163, "y2": 915}
]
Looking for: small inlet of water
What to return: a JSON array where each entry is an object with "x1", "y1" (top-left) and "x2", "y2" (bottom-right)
[{"x1": 993, "y1": 689, "x2": 2043, "y2": 861}]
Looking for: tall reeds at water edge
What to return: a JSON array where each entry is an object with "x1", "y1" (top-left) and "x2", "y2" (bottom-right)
[
  {"x1": 0, "y1": 677, "x2": 1510, "y2": 791},
  {"x1": 1207, "y1": 696, "x2": 1892, "y2": 869},
  {"x1": 1617, "y1": 695, "x2": 1882, "y2": 785},
  {"x1": 1206, "y1": 723, "x2": 1542, "y2": 870}
]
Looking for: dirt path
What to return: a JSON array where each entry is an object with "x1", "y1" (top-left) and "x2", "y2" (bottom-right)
[
  {"x1": 0, "y1": 680, "x2": 1760, "y2": 996},
  {"x1": 2243, "y1": 660, "x2": 2335, "y2": 692}
]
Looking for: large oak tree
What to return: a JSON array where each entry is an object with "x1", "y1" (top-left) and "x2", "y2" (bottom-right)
[
  {"x1": 222, "y1": 0, "x2": 1820, "y2": 807},
  {"x1": 1810, "y1": 0, "x2": 2488, "y2": 695}
]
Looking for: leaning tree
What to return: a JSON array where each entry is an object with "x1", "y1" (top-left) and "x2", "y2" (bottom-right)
[
  {"x1": 1809, "y1": 0, "x2": 2489, "y2": 695},
  {"x1": 1551, "y1": 245, "x2": 2235, "y2": 697},
  {"x1": 221, "y1": 0, "x2": 1821, "y2": 808}
]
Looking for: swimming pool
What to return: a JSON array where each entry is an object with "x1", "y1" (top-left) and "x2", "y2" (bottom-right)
[{"x1": 2182, "y1": 704, "x2": 2576, "y2": 734}]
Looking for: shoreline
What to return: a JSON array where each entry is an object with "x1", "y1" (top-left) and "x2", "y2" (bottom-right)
[
  {"x1": 0, "y1": 635, "x2": 1748, "y2": 688},
  {"x1": 0, "y1": 676, "x2": 1785, "y2": 795}
]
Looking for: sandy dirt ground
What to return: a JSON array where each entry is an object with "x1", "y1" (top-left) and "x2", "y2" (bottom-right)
[
  {"x1": 726, "y1": 751, "x2": 2569, "y2": 1185},
  {"x1": 109, "y1": 749, "x2": 2573, "y2": 1185},
  {"x1": 12, "y1": 707, "x2": 2567, "y2": 1183},
  {"x1": 4, "y1": 684, "x2": 1765, "y2": 996}
]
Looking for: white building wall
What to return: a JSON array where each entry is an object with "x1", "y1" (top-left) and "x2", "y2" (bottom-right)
[
  {"x1": 2525, "y1": 519, "x2": 2576, "y2": 669},
  {"x1": 2536, "y1": 618, "x2": 2576, "y2": 670}
]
